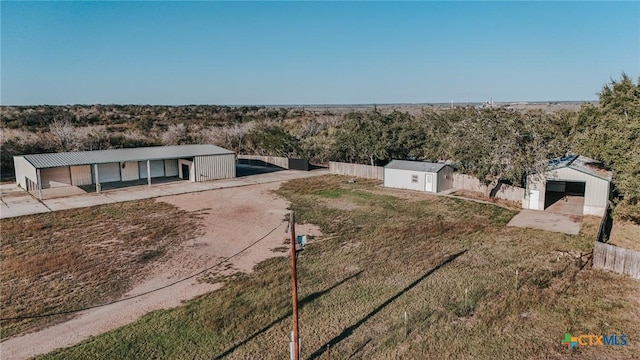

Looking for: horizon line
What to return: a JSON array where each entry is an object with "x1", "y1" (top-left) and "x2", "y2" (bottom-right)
[{"x1": 0, "y1": 100, "x2": 597, "y2": 107}]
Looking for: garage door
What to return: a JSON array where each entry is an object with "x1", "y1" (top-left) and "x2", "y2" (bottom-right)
[
  {"x1": 97, "y1": 163, "x2": 121, "y2": 183},
  {"x1": 70, "y1": 165, "x2": 92, "y2": 186},
  {"x1": 41, "y1": 167, "x2": 71, "y2": 188},
  {"x1": 165, "y1": 159, "x2": 179, "y2": 177},
  {"x1": 139, "y1": 160, "x2": 165, "y2": 178}
]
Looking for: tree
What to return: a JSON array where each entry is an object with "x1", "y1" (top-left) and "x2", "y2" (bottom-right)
[
  {"x1": 49, "y1": 119, "x2": 79, "y2": 151},
  {"x1": 573, "y1": 74, "x2": 640, "y2": 221}
]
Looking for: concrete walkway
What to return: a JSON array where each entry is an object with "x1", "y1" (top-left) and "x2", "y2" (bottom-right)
[{"x1": 0, "y1": 169, "x2": 327, "y2": 219}]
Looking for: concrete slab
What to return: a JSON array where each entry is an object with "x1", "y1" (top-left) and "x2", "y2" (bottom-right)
[
  {"x1": 102, "y1": 187, "x2": 170, "y2": 202},
  {"x1": 0, "y1": 184, "x2": 51, "y2": 218},
  {"x1": 507, "y1": 209, "x2": 581, "y2": 235},
  {"x1": 544, "y1": 195, "x2": 584, "y2": 215},
  {"x1": 1, "y1": 201, "x2": 50, "y2": 218},
  {"x1": 44, "y1": 194, "x2": 117, "y2": 211},
  {"x1": 0, "y1": 169, "x2": 328, "y2": 219},
  {"x1": 30, "y1": 186, "x2": 88, "y2": 200}
]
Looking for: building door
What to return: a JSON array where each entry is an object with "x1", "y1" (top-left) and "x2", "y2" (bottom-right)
[
  {"x1": 529, "y1": 190, "x2": 540, "y2": 210},
  {"x1": 97, "y1": 163, "x2": 121, "y2": 183},
  {"x1": 181, "y1": 164, "x2": 190, "y2": 180},
  {"x1": 425, "y1": 174, "x2": 434, "y2": 192}
]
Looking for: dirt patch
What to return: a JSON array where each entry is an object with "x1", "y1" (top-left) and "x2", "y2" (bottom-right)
[{"x1": 1, "y1": 181, "x2": 321, "y2": 360}]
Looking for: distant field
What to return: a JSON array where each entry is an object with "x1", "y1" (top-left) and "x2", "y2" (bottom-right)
[{"x1": 34, "y1": 175, "x2": 639, "y2": 359}]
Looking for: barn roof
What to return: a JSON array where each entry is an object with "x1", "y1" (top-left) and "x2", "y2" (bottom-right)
[
  {"x1": 385, "y1": 160, "x2": 451, "y2": 173},
  {"x1": 548, "y1": 155, "x2": 612, "y2": 181},
  {"x1": 19, "y1": 144, "x2": 234, "y2": 169}
]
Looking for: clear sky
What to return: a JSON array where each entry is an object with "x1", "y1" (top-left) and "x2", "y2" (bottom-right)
[{"x1": 1, "y1": 1, "x2": 639, "y2": 105}]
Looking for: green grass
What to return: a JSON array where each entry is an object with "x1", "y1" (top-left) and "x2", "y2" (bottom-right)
[
  {"x1": 32, "y1": 175, "x2": 640, "y2": 359},
  {"x1": 0, "y1": 200, "x2": 202, "y2": 339}
]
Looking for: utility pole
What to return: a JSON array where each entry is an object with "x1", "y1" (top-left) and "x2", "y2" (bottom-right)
[{"x1": 290, "y1": 211, "x2": 300, "y2": 360}]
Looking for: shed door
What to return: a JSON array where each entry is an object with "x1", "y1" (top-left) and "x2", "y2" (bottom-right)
[
  {"x1": 97, "y1": 163, "x2": 121, "y2": 183},
  {"x1": 425, "y1": 174, "x2": 434, "y2": 192},
  {"x1": 41, "y1": 167, "x2": 72, "y2": 188},
  {"x1": 529, "y1": 190, "x2": 540, "y2": 210}
]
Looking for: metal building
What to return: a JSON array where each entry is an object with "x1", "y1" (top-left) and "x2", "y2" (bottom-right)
[
  {"x1": 523, "y1": 155, "x2": 611, "y2": 216},
  {"x1": 14, "y1": 144, "x2": 236, "y2": 199},
  {"x1": 384, "y1": 160, "x2": 454, "y2": 193}
]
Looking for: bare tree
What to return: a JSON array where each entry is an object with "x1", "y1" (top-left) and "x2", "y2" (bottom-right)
[
  {"x1": 49, "y1": 120, "x2": 79, "y2": 151},
  {"x1": 161, "y1": 123, "x2": 188, "y2": 145}
]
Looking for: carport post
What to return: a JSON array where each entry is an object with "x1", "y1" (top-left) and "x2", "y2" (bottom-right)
[
  {"x1": 147, "y1": 160, "x2": 151, "y2": 187},
  {"x1": 93, "y1": 164, "x2": 101, "y2": 193},
  {"x1": 36, "y1": 168, "x2": 43, "y2": 200}
]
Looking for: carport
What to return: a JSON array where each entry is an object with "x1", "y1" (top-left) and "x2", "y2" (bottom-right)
[
  {"x1": 14, "y1": 144, "x2": 236, "y2": 200},
  {"x1": 523, "y1": 155, "x2": 611, "y2": 216}
]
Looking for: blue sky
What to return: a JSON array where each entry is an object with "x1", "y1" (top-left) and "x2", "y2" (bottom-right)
[{"x1": 2, "y1": 1, "x2": 639, "y2": 105}]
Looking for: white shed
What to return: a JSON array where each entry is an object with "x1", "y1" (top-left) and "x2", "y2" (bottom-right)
[
  {"x1": 523, "y1": 155, "x2": 611, "y2": 216},
  {"x1": 384, "y1": 160, "x2": 454, "y2": 193}
]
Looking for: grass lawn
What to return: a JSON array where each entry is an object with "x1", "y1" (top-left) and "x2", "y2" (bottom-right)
[
  {"x1": 0, "y1": 200, "x2": 202, "y2": 339},
  {"x1": 30, "y1": 175, "x2": 640, "y2": 359}
]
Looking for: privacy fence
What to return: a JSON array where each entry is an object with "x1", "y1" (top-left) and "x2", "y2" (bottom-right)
[
  {"x1": 237, "y1": 155, "x2": 290, "y2": 169},
  {"x1": 452, "y1": 174, "x2": 524, "y2": 203},
  {"x1": 592, "y1": 202, "x2": 639, "y2": 279},
  {"x1": 327, "y1": 162, "x2": 526, "y2": 202},
  {"x1": 328, "y1": 162, "x2": 384, "y2": 180},
  {"x1": 593, "y1": 242, "x2": 640, "y2": 279}
]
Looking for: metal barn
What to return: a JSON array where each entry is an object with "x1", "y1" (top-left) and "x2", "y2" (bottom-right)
[
  {"x1": 523, "y1": 155, "x2": 611, "y2": 216},
  {"x1": 384, "y1": 160, "x2": 454, "y2": 193},
  {"x1": 14, "y1": 144, "x2": 236, "y2": 199}
]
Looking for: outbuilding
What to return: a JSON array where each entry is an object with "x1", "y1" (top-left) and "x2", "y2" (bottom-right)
[
  {"x1": 14, "y1": 144, "x2": 236, "y2": 199},
  {"x1": 523, "y1": 155, "x2": 611, "y2": 216},
  {"x1": 384, "y1": 160, "x2": 454, "y2": 193}
]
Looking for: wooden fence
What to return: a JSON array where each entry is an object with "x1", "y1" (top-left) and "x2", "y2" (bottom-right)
[
  {"x1": 328, "y1": 162, "x2": 383, "y2": 180},
  {"x1": 452, "y1": 174, "x2": 524, "y2": 203},
  {"x1": 593, "y1": 241, "x2": 640, "y2": 279},
  {"x1": 237, "y1": 155, "x2": 289, "y2": 169}
]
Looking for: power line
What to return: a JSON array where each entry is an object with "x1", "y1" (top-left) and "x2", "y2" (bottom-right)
[{"x1": 2, "y1": 220, "x2": 286, "y2": 321}]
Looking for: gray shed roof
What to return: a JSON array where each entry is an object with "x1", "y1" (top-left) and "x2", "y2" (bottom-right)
[
  {"x1": 385, "y1": 160, "x2": 450, "y2": 173},
  {"x1": 20, "y1": 144, "x2": 234, "y2": 169},
  {"x1": 548, "y1": 155, "x2": 612, "y2": 181}
]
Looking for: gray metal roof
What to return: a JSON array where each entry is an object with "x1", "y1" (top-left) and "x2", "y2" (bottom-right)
[
  {"x1": 548, "y1": 155, "x2": 612, "y2": 181},
  {"x1": 20, "y1": 144, "x2": 234, "y2": 169},
  {"x1": 385, "y1": 159, "x2": 450, "y2": 173}
]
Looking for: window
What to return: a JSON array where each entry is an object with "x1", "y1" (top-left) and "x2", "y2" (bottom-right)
[{"x1": 411, "y1": 175, "x2": 418, "y2": 183}]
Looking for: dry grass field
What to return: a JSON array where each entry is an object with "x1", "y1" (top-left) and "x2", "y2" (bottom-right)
[
  {"x1": 0, "y1": 200, "x2": 202, "y2": 339},
  {"x1": 6, "y1": 175, "x2": 639, "y2": 359},
  {"x1": 609, "y1": 221, "x2": 640, "y2": 252}
]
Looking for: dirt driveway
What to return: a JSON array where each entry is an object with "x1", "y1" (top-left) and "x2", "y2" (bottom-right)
[
  {"x1": 1, "y1": 181, "x2": 320, "y2": 360},
  {"x1": 507, "y1": 209, "x2": 581, "y2": 235}
]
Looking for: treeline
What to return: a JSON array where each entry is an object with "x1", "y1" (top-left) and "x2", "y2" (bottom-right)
[
  {"x1": 0, "y1": 104, "x2": 310, "y2": 131},
  {"x1": 1, "y1": 75, "x2": 638, "y2": 220}
]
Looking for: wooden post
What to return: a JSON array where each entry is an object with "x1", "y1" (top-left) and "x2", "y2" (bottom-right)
[{"x1": 290, "y1": 211, "x2": 300, "y2": 360}]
